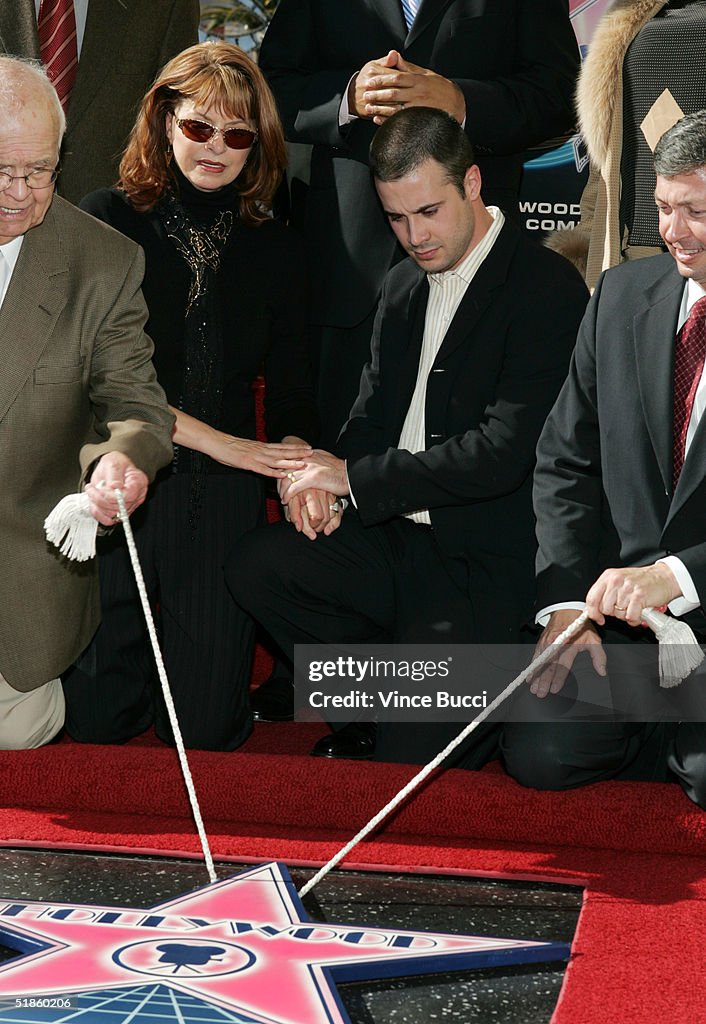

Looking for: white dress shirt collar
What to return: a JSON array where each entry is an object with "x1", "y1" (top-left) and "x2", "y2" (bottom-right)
[
  {"x1": 680, "y1": 276, "x2": 706, "y2": 328},
  {"x1": 0, "y1": 237, "x2": 24, "y2": 307},
  {"x1": 427, "y1": 206, "x2": 504, "y2": 288}
]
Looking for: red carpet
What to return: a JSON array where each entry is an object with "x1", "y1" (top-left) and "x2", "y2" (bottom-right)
[{"x1": 1, "y1": 724, "x2": 705, "y2": 1024}]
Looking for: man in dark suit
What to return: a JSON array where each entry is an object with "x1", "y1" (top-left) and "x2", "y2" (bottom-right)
[
  {"x1": 227, "y1": 107, "x2": 588, "y2": 763},
  {"x1": 509, "y1": 110, "x2": 706, "y2": 807},
  {"x1": 0, "y1": 0, "x2": 200, "y2": 204},
  {"x1": 0, "y1": 56, "x2": 173, "y2": 747},
  {"x1": 259, "y1": 0, "x2": 580, "y2": 448}
]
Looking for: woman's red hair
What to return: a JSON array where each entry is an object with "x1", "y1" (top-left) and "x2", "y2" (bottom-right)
[{"x1": 118, "y1": 42, "x2": 287, "y2": 225}]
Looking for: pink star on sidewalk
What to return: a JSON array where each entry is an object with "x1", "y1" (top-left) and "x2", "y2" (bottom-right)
[{"x1": 0, "y1": 861, "x2": 568, "y2": 1023}]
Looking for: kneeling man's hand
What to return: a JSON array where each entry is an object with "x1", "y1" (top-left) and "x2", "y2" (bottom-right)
[
  {"x1": 585, "y1": 563, "x2": 681, "y2": 628},
  {"x1": 530, "y1": 609, "x2": 606, "y2": 699}
]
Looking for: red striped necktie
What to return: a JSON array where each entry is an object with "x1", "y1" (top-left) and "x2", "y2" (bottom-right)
[
  {"x1": 672, "y1": 294, "x2": 706, "y2": 489},
  {"x1": 37, "y1": 0, "x2": 78, "y2": 113}
]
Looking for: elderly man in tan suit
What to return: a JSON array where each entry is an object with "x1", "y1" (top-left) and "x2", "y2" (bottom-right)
[{"x1": 0, "y1": 56, "x2": 173, "y2": 748}]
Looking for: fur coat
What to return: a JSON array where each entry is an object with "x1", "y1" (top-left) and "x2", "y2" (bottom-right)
[{"x1": 547, "y1": 0, "x2": 668, "y2": 287}]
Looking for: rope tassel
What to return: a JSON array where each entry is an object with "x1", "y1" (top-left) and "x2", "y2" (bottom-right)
[
  {"x1": 640, "y1": 607, "x2": 704, "y2": 687},
  {"x1": 44, "y1": 492, "x2": 98, "y2": 561}
]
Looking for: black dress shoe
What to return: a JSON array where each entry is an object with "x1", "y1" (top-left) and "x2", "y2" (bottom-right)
[
  {"x1": 250, "y1": 676, "x2": 294, "y2": 722},
  {"x1": 310, "y1": 722, "x2": 377, "y2": 760}
]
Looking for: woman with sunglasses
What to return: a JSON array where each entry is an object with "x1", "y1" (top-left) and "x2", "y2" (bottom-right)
[{"x1": 63, "y1": 42, "x2": 321, "y2": 751}]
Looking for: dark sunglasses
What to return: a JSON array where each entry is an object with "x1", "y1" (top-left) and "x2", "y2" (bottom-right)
[{"x1": 176, "y1": 117, "x2": 258, "y2": 150}]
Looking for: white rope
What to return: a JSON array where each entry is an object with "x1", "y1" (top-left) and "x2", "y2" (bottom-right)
[
  {"x1": 114, "y1": 489, "x2": 217, "y2": 885},
  {"x1": 43, "y1": 489, "x2": 704, "y2": 896},
  {"x1": 297, "y1": 611, "x2": 593, "y2": 898}
]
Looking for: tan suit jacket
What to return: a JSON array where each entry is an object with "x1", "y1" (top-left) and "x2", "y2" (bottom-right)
[
  {"x1": 0, "y1": 195, "x2": 173, "y2": 691},
  {"x1": 0, "y1": 0, "x2": 200, "y2": 203}
]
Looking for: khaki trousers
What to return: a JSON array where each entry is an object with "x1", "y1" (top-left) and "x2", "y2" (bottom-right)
[{"x1": 0, "y1": 674, "x2": 64, "y2": 748}]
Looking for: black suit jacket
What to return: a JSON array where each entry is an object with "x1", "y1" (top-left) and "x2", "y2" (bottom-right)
[
  {"x1": 0, "y1": 0, "x2": 200, "y2": 204},
  {"x1": 534, "y1": 253, "x2": 706, "y2": 630},
  {"x1": 259, "y1": 0, "x2": 580, "y2": 328},
  {"x1": 338, "y1": 219, "x2": 589, "y2": 640}
]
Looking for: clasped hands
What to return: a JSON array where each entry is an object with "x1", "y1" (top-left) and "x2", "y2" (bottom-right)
[
  {"x1": 210, "y1": 428, "x2": 341, "y2": 541},
  {"x1": 278, "y1": 448, "x2": 349, "y2": 541},
  {"x1": 349, "y1": 49, "x2": 465, "y2": 125},
  {"x1": 529, "y1": 563, "x2": 682, "y2": 698}
]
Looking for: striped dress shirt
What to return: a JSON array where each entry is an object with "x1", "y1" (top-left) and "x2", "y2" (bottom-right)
[{"x1": 398, "y1": 206, "x2": 505, "y2": 524}]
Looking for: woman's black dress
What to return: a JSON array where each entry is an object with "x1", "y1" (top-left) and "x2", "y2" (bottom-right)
[{"x1": 63, "y1": 171, "x2": 316, "y2": 750}]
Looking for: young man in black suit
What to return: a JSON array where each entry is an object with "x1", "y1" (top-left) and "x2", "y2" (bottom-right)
[
  {"x1": 506, "y1": 110, "x2": 706, "y2": 807},
  {"x1": 227, "y1": 107, "x2": 588, "y2": 764}
]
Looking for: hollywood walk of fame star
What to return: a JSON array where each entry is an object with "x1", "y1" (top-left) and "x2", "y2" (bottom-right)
[{"x1": 0, "y1": 861, "x2": 569, "y2": 1023}]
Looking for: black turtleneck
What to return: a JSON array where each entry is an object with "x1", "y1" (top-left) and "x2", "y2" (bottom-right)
[
  {"x1": 168, "y1": 163, "x2": 241, "y2": 225},
  {"x1": 79, "y1": 174, "x2": 317, "y2": 462}
]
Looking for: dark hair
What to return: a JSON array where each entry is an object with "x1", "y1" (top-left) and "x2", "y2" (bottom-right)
[
  {"x1": 654, "y1": 110, "x2": 706, "y2": 177},
  {"x1": 119, "y1": 42, "x2": 286, "y2": 224},
  {"x1": 369, "y1": 107, "x2": 475, "y2": 196}
]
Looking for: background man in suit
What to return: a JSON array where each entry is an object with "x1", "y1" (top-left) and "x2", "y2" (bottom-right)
[
  {"x1": 259, "y1": 0, "x2": 580, "y2": 449},
  {"x1": 0, "y1": 56, "x2": 173, "y2": 748},
  {"x1": 0, "y1": 0, "x2": 200, "y2": 204},
  {"x1": 512, "y1": 110, "x2": 706, "y2": 808},
  {"x1": 227, "y1": 107, "x2": 588, "y2": 763}
]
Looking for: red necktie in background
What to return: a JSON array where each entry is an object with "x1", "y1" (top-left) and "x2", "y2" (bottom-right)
[
  {"x1": 37, "y1": 0, "x2": 78, "y2": 113},
  {"x1": 672, "y1": 294, "x2": 706, "y2": 489}
]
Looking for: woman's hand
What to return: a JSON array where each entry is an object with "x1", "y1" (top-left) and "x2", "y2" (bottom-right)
[
  {"x1": 279, "y1": 450, "x2": 349, "y2": 500},
  {"x1": 214, "y1": 435, "x2": 312, "y2": 476},
  {"x1": 169, "y1": 407, "x2": 312, "y2": 477}
]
